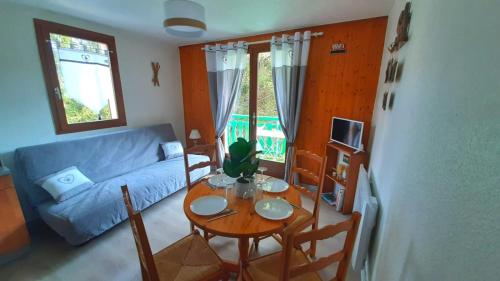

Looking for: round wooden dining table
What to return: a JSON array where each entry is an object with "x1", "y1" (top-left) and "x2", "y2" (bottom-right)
[{"x1": 183, "y1": 179, "x2": 310, "y2": 274}]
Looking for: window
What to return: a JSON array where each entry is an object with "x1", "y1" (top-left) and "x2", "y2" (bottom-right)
[{"x1": 34, "y1": 19, "x2": 126, "y2": 134}]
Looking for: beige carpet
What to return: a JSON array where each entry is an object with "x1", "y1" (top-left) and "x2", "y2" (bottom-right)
[{"x1": 0, "y1": 189, "x2": 361, "y2": 281}]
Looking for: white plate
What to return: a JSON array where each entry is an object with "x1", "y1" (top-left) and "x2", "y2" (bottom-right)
[
  {"x1": 190, "y1": 196, "x2": 228, "y2": 216},
  {"x1": 261, "y1": 178, "x2": 289, "y2": 193},
  {"x1": 255, "y1": 198, "x2": 293, "y2": 220},
  {"x1": 208, "y1": 174, "x2": 237, "y2": 187}
]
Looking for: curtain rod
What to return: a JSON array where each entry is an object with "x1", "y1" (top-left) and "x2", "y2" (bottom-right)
[{"x1": 201, "y1": 32, "x2": 323, "y2": 50}]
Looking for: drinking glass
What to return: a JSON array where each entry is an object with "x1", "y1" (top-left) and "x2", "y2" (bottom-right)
[
  {"x1": 256, "y1": 166, "x2": 268, "y2": 184},
  {"x1": 253, "y1": 179, "x2": 264, "y2": 206},
  {"x1": 224, "y1": 183, "x2": 234, "y2": 202}
]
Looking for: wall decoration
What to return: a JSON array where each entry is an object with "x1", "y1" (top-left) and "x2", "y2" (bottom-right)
[
  {"x1": 331, "y1": 42, "x2": 346, "y2": 54},
  {"x1": 151, "y1": 62, "x2": 160, "y2": 86},
  {"x1": 385, "y1": 59, "x2": 398, "y2": 83},
  {"x1": 395, "y1": 61, "x2": 404, "y2": 82},
  {"x1": 382, "y1": 92, "x2": 389, "y2": 111},
  {"x1": 389, "y1": 92, "x2": 396, "y2": 110},
  {"x1": 389, "y1": 2, "x2": 412, "y2": 53},
  {"x1": 384, "y1": 60, "x2": 391, "y2": 82}
]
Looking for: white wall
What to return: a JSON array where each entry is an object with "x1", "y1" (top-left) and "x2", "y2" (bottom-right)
[
  {"x1": 0, "y1": 3, "x2": 185, "y2": 218},
  {"x1": 367, "y1": 0, "x2": 500, "y2": 280}
]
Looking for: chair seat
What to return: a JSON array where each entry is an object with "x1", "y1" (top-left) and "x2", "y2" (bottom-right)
[
  {"x1": 246, "y1": 248, "x2": 322, "y2": 281},
  {"x1": 153, "y1": 234, "x2": 223, "y2": 281}
]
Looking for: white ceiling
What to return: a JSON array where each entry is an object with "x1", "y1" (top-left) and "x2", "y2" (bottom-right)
[{"x1": 9, "y1": 0, "x2": 394, "y2": 45}]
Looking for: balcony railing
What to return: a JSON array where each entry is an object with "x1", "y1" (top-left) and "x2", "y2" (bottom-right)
[{"x1": 225, "y1": 114, "x2": 286, "y2": 163}]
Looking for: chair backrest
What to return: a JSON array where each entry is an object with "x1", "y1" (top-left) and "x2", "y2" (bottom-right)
[
  {"x1": 121, "y1": 185, "x2": 159, "y2": 281},
  {"x1": 288, "y1": 147, "x2": 327, "y2": 218},
  {"x1": 280, "y1": 212, "x2": 361, "y2": 281},
  {"x1": 183, "y1": 144, "x2": 219, "y2": 190}
]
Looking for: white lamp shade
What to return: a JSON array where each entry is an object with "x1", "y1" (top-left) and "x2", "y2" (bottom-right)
[
  {"x1": 163, "y1": 0, "x2": 206, "y2": 37},
  {"x1": 189, "y1": 129, "x2": 201, "y2": 140}
]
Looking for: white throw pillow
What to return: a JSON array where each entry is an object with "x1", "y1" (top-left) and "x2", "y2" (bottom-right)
[
  {"x1": 36, "y1": 166, "x2": 94, "y2": 202},
  {"x1": 161, "y1": 141, "x2": 184, "y2": 160}
]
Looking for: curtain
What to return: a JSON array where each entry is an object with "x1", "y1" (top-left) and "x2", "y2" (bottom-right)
[
  {"x1": 58, "y1": 48, "x2": 118, "y2": 118},
  {"x1": 271, "y1": 31, "x2": 311, "y2": 180},
  {"x1": 205, "y1": 41, "x2": 248, "y2": 165}
]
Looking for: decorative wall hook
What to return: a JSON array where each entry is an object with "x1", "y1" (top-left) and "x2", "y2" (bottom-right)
[{"x1": 151, "y1": 62, "x2": 160, "y2": 86}]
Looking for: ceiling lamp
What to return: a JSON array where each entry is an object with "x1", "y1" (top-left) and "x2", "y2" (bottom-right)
[{"x1": 163, "y1": 0, "x2": 206, "y2": 37}]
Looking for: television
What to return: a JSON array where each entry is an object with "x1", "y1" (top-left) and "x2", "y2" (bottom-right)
[{"x1": 330, "y1": 117, "x2": 364, "y2": 150}]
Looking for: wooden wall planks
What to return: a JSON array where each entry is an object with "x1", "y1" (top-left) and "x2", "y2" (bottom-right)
[{"x1": 179, "y1": 17, "x2": 387, "y2": 155}]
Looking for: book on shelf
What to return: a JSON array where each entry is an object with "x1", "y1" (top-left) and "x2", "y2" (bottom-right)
[{"x1": 321, "y1": 192, "x2": 336, "y2": 206}]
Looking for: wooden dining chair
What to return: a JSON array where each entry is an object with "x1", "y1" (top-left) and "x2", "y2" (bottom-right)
[
  {"x1": 183, "y1": 143, "x2": 219, "y2": 237},
  {"x1": 121, "y1": 186, "x2": 228, "y2": 281},
  {"x1": 183, "y1": 143, "x2": 219, "y2": 191},
  {"x1": 244, "y1": 213, "x2": 361, "y2": 281},
  {"x1": 287, "y1": 147, "x2": 327, "y2": 257},
  {"x1": 254, "y1": 147, "x2": 327, "y2": 258}
]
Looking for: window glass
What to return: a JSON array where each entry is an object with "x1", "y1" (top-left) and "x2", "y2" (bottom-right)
[{"x1": 49, "y1": 34, "x2": 119, "y2": 124}]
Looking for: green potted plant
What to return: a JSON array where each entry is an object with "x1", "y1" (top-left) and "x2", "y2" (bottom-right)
[{"x1": 223, "y1": 138, "x2": 261, "y2": 198}]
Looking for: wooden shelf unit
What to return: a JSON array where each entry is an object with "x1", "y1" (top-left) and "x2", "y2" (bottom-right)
[
  {"x1": 0, "y1": 169, "x2": 30, "y2": 263},
  {"x1": 323, "y1": 142, "x2": 368, "y2": 214}
]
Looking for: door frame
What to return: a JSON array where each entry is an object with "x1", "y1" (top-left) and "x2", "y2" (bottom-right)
[{"x1": 247, "y1": 43, "x2": 285, "y2": 179}]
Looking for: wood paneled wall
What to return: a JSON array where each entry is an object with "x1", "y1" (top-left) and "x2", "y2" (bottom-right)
[{"x1": 179, "y1": 17, "x2": 387, "y2": 155}]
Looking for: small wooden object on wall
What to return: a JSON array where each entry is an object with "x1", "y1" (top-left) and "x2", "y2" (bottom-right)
[
  {"x1": 323, "y1": 142, "x2": 368, "y2": 214},
  {"x1": 151, "y1": 62, "x2": 160, "y2": 86},
  {"x1": 0, "y1": 168, "x2": 30, "y2": 264},
  {"x1": 389, "y1": 2, "x2": 412, "y2": 53},
  {"x1": 331, "y1": 42, "x2": 346, "y2": 54}
]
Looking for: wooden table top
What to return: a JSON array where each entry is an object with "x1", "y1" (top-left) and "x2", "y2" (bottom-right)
[{"x1": 183, "y1": 181, "x2": 311, "y2": 238}]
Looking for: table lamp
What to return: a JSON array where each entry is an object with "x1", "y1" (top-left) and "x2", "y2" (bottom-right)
[{"x1": 189, "y1": 129, "x2": 201, "y2": 145}]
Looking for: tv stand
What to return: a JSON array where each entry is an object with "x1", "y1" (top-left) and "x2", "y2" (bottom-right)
[{"x1": 323, "y1": 142, "x2": 368, "y2": 214}]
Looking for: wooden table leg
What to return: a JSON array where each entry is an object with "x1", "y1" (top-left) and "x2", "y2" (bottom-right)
[{"x1": 238, "y1": 237, "x2": 250, "y2": 280}]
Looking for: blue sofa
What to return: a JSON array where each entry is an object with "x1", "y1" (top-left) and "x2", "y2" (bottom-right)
[{"x1": 14, "y1": 124, "x2": 209, "y2": 245}]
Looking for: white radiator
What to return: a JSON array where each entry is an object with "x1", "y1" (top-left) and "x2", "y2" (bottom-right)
[{"x1": 351, "y1": 164, "x2": 378, "y2": 272}]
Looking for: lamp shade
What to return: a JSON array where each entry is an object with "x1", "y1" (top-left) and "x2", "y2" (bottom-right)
[
  {"x1": 163, "y1": 0, "x2": 206, "y2": 37},
  {"x1": 189, "y1": 129, "x2": 201, "y2": 140}
]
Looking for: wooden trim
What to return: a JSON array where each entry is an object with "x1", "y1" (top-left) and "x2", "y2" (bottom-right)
[
  {"x1": 163, "y1": 18, "x2": 206, "y2": 31},
  {"x1": 248, "y1": 44, "x2": 270, "y2": 142},
  {"x1": 33, "y1": 19, "x2": 127, "y2": 134},
  {"x1": 247, "y1": 43, "x2": 286, "y2": 177}
]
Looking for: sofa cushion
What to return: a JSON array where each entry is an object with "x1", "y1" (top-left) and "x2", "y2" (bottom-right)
[
  {"x1": 14, "y1": 124, "x2": 177, "y2": 207},
  {"x1": 161, "y1": 141, "x2": 184, "y2": 160},
  {"x1": 37, "y1": 154, "x2": 210, "y2": 245},
  {"x1": 35, "y1": 166, "x2": 94, "y2": 202}
]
